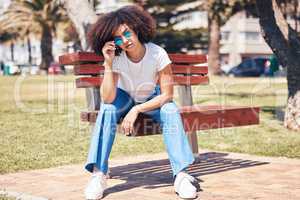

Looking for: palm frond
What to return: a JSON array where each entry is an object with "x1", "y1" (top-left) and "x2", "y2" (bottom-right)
[{"x1": 0, "y1": 0, "x2": 69, "y2": 42}]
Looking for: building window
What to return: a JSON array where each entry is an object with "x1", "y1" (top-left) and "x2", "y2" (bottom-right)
[
  {"x1": 245, "y1": 31, "x2": 260, "y2": 41},
  {"x1": 221, "y1": 31, "x2": 230, "y2": 41}
]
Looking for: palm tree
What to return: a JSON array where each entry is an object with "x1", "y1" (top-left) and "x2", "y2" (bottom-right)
[
  {"x1": 0, "y1": 31, "x2": 18, "y2": 61},
  {"x1": 0, "y1": 0, "x2": 68, "y2": 71},
  {"x1": 0, "y1": 27, "x2": 34, "y2": 64},
  {"x1": 61, "y1": 0, "x2": 97, "y2": 50}
]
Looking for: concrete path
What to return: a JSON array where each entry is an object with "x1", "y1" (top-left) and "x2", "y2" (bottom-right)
[{"x1": 1, "y1": 150, "x2": 300, "y2": 200}]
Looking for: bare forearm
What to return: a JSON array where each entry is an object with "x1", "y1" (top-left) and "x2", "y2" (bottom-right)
[
  {"x1": 100, "y1": 63, "x2": 116, "y2": 103},
  {"x1": 135, "y1": 93, "x2": 173, "y2": 113}
]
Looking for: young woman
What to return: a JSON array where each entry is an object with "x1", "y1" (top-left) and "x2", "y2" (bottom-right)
[{"x1": 84, "y1": 5, "x2": 199, "y2": 200}]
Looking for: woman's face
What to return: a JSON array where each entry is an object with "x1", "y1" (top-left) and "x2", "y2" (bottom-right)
[{"x1": 113, "y1": 24, "x2": 141, "y2": 52}]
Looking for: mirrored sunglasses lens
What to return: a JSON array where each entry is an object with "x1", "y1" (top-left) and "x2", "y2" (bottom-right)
[
  {"x1": 114, "y1": 38, "x2": 123, "y2": 46},
  {"x1": 124, "y1": 31, "x2": 131, "y2": 38}
]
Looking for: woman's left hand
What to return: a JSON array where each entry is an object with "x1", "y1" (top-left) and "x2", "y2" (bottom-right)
[{"x1": 121, "y1": 106, "x2": 140, "y2": 135}]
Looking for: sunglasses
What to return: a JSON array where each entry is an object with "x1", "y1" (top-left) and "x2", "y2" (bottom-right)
[{"x1": 114, "y1": 31, "x2": 132, "y2": 46}]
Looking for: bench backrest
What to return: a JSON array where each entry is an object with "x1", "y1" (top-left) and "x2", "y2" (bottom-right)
[
  {"x1": 59, "y1": 52, "x2": 209, "y2": 88},
  {"x1": 58, "y1": 52, "x2": 259, "y2": 141}
]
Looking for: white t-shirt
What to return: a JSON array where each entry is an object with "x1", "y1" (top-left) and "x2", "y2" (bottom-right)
[{"x1": 112, "y1": 42, "x2": 171, "y2": 102}]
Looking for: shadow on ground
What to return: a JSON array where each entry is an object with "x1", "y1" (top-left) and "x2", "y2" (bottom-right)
[
  {"x1": 105, "y1": 152, "x2": 269, "y2": 196},
  {"x1": 262, "y1": 106, "x2": 285, "y2": 121}
]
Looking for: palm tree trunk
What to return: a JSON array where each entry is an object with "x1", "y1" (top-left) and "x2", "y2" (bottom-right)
[
  {"x1": 40, "y1": 24, "x2": 53, "y2": 72},
  {"x1": 63, "y1": 0, "x2": 97, "y2": 50},
  {"x1": 10, "y1": 42, "x2": 14, "y2": 61},
  {"x1": 256, "y1": 0, "x2": 300, "y2": 131},
  {"x1": 208, "y1": 16, "x2": 221, "y2": 75}
]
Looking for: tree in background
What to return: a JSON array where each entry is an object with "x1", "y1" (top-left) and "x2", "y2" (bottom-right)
[
  {"x1": 59, "y1": 0, "x2": 98, "y2": 50},
  {"x1": 256, "y1": 0, "x2": 300, "y2": 130},
  {"x1": 0, "y1": 0, "x2": 68, "y2": 72},
  {"x1": 0, "y1": 31, "x2": 18, "y2": 62},
  {"x1": 61, "y1": 23, "x2": 82, "y2": 51},
  {"x1": 277, "y1": 0, "x2": 299, "y2": 32},
  {"x1": 206, "y1": 0, "x2": 257, "y2": 74},
  {"x1": 135, "y1": 0, "x2": 208, "y2": 53},
  {"x1": 60, "y1": 0, "x2": 207, "y2": 52},
  {"x1": 136, "y1": 0, "x2": 256, "y2": 74}
]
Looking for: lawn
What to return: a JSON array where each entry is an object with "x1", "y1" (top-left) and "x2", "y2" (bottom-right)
[
  {"x1": 0, "y1": 75, "x2": 299, "y2": 174},
  {"x1": 0, "y1": 196, "x2": 14, "y2": 200},
  {"x1": 0, "y1": 195, "x2": 15, "y2": 200}
]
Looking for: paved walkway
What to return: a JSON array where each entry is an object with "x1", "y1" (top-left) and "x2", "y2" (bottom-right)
[{"x1": 1, "y1": 150, "x2": 300, "y2": 200}]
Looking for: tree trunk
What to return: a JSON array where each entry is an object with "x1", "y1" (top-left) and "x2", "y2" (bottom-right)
[
  {"x1": 27, "y1": 36, "x2": 32, "y2": 64},
  {"x1": 208, "y1": 16, "x2": 221, "y2": 75},
  {"x1": 62, "y1": 0, "x2": 97, "y2": 50},
  {"x1": 293, "y1": 0, "x2": 298, "y2": 32},
  {"x1": 40, "y1": 24, "x2": 54, "y2": 72},
  {"x1": 256, "y1": 0, "x2": 300, "y2": 131},
  {"x1": 10, "y1": 42, "x2": 14, "y2": 61}
]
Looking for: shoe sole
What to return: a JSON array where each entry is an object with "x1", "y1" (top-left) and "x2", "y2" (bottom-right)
[
  {"x1": 175, "y1": 192, "x2": 198, "y2": 200},
  {"x1": 86, "y1": 197, "x2": 102, "y2": 200}
]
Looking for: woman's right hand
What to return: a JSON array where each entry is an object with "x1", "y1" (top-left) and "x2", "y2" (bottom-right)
[{"x1": 102, "y1": 41, "x2": 116, "y2": 67}]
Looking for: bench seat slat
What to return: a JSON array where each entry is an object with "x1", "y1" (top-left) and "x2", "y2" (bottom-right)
[
  {"x1": 80, "y1": 105, "x2": 260, "y2": 136},
  {"x1": 181, "y1": 106, "x2": 260, "y2": 132}
]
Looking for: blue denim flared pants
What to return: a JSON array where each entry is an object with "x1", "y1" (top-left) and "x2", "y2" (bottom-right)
[{"x1": 85, "y1": 87, "x2": 195, "y2": 176}]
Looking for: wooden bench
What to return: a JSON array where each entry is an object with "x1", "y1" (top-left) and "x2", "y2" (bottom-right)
[{"x1": 59, "y1": 52, "x2": 260, "y2": 154}]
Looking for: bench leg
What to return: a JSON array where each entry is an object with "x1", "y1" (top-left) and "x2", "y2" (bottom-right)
[
  {"x1": 178, "y1": 85, "x2": 199, "y2": 158},
  {"x1": 187, "y1": 131, "x2": 199, "y2": 156}
]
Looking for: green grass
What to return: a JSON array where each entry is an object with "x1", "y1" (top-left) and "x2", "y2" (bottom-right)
[
  {"x1": 0, "y1": 194, "x2": 15, "y2": 200},
  {"x1": 0, "y1": 75, "x2": 299, "y2": 174},
  {"x1": 190, "y1": 76, "x2": 299, "y2": 158}
]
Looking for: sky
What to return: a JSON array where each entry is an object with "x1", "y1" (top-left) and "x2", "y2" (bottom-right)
[{"x1": 0, "y1": 0, "x2": 10, "y2": 13}]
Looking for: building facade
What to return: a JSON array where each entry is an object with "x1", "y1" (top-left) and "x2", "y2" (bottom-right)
[
  {"x1": 220, "y1": 11, "x2": 273, "y2": 67},
  {"x1": 95, "y1": 0, "x2": 131, "y2": 14}
]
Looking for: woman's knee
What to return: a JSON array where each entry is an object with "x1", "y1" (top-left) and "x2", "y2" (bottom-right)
[
  {"x1": 160, "y1": 102, "x2": 182, "y2": 134},
  {"x1": 101, "y1": 103, "x2": 117, "y2": 112}
]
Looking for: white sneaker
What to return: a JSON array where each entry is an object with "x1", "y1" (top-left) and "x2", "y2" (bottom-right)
[
  {"x1": 84, "y1": 172, "x2": 107, "y2": 200},
  {"x1": 174, "y1": 172, "x2": 198, "y2": 199}
]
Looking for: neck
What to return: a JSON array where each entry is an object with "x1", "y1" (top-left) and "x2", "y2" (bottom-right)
[{"x1": 126, "y1": 42, "x2": 146, "y2": 62}]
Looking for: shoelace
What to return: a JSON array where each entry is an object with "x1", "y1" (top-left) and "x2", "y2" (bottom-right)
[
  {"x1": 176, "y1": 173, "x2": 201, "y2": 192},
  {"x1": 92, "y1": 173, "x2": 107, "y2": 186},
  {"x1": 191, "y1": 178, "x2": 201, "y2": 192}
]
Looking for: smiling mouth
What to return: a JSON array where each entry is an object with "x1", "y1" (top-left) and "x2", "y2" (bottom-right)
[{"x1": 126, "y1": 43, "x2": 133, "y2": 48}]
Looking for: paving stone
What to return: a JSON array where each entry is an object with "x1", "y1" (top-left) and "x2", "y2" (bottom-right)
[{"x1": 1, "y1": 150, "x2": 300, "y2": 200}]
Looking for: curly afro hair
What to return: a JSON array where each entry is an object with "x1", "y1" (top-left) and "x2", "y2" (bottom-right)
[{"x1": 87, "y1": 5, "x2": 156, "y2": 56}]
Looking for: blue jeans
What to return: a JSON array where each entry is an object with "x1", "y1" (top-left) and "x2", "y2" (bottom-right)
[{"x1": 85, "y1": 87, "x2": 195, "y2": 176}]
